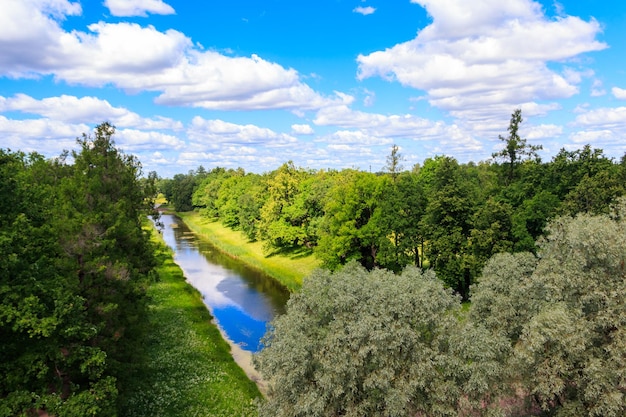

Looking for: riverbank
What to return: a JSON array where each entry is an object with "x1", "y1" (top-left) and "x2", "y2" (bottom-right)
[
  {"x1": 118, "y1": 226, "x2": 262, "y2": 416},
  {"x1": 175, "y1": 210, "x2": 321, "y2": 292}
]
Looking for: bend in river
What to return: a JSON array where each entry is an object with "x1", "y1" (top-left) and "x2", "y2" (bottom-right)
[{"x1": 157, "y1": 213, "x2": 290, "y2": 352}]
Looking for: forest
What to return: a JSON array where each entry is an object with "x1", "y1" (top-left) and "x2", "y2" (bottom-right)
[
  {"x1": 161, "y1": 110, "x2": 626, "y2": 300},
  {"x1": 2, "y1": 111, "x2": 626, "y2": 416}
]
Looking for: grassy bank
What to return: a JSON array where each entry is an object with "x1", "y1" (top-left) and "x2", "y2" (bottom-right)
[
  {"x1": 176, "y1": 210, "x2": 321, "y2": 292},
  {"x1": 118, "y1": 227, "x2": 262, "y2": 416}
]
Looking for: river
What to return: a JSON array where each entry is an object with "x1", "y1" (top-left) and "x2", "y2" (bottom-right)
[{"x1": 158, "y1": 213, "x2": 290, "y2": 353}]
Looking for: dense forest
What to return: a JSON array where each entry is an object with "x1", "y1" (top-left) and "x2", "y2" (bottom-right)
[
  {"x1": 1, "y1": 123, "x2": 159, "y2": 415},
  {"x1": 161, "y1": 110, "x2": 626, "y2": 300}
]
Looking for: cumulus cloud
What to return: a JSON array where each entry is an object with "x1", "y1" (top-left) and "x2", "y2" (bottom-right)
[
  {"x1": 574, "y1": 107, "x2": 626, "y2": 128},
  {"x1": 353, "y1": 6, "x2": 376, "y2": 15},
  {"x1": 314, "y1": 105, "x2": 484, "y2": 161},
  {"x1": 357, "y1": 0, "x2": 606, "y2": 125},
  {"x1": 0, "y1": 115, "x2": 87, "y2": 154},
  {"x1": 0, "y1": 2, "x2": 337, "y2": 111},
  {"x1": 104, "y1": 0, "x2": 175, "y2": 17},
  {"x1": 571, "y1": 107, "x2": 626, "y2": 155},
  {"x1": 114, "y1": 128, "x2": 185, "y2": 151},
  {"x1": 187, "y1": 117, "x2": 298, "y2": 147},
  {"x1": 0, "y1": 94, "x2": 183, "y2": 130},
  {"x1": 291, "y1": 124, "x2": 314, "y2": 135},
  {"x1": 315, "y1": 104, "x2": 470, "y2": 142},
  {"x1": 612, "y1": 87, "x2": 626, "y2": 100}
]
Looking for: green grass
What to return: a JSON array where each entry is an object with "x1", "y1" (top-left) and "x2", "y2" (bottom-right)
[
  {"x1": 118, "y1": 227, "x2": 262, "y2": 416},
  {"x1": 177, "y1": 211, "x2": 321, "y2": 292}
]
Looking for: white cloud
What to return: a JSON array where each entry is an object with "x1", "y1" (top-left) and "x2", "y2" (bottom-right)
[
  {"x1": 0, "y1": 2, "x2": 338, "y2": 112},
  {"x1": 357, "y1": 0, "x2": 606, "y2": 125},
  {"x1": 291, "y1": 124, "x2": 314, "y2": 135},
  {"x1": 524, "y1": 124, "x2": 563, "y2": 140},
  {"x1": 353, "y1": 6, "x2": 376, "y2": 15},
  {"x1": 314, "y1": 105, "x2": 484, "y2": 161},
  {"x1": 115, "y1": 128, "x2": 185, "y2": 151},
  {"x1": 574, "y1": 107, "x2": 626, "y2": 127},
  {"x1": 324, "y1": 130, "x2": 392, "y2": 146},
  {"x1": 104, "y1": 0, "x2": 175, "y2": 17},
  {"x1": 571, "y1": 107, "x2": 626, "y2": 155},
  {"x1": 315, "y1": 104, "x2": 467, "y2": 141},
  {"x1": 0, "y1": 115, "x2": 87, "y2": 154},
  {"x1": 612, "y1": 87, "x2": 626, "y2": 100},
  {"x1": 188, "y1": 117, "x2": 298, "y2": 147},
  {"x1": 0, "y1": 0, "x2": 81, "y2": 76},
  {"x1": 569, "y1": 129, "x2": 614, "y2": 144},
  {"x1": 0, "y1": 94, "x2": 183, "y2": 130}
]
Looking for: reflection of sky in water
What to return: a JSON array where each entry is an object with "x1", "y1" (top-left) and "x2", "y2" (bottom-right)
[{"x1": 158, "y1": 214, "x2": 288, "y2": 352}]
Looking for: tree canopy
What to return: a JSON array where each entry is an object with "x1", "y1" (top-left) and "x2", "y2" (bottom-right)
[
  {"x1": 0, "y1": 123, "x2": 159, "y2": 416},
  {"x1": 256, "y1": 201, "x2": 626, "y2": 416}
]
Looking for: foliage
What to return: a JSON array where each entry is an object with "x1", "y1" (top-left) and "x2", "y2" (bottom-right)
[
  {"x1": 168, "y1": 120, "x2": 625, "y2": 299},
  {"x1": 492, "y1": 109, "x2": 542, "y2": 182},
  {"x1": 421, "y1": 156, "x2": 475, "y2": 299},
  {"x1": 315, "y1": 170, "x2": 385, "y2": 270},
  {"x1": 255, "y1": 262, "x2": 470, "y2": 417},
  {"x1": 470, "y1": 202, "x2": 626, "y2": 416},
  {"x1": 0, "y1": 123, "x2": 159, "y2": 416},
  {"x1": 257, "y1": 161, "x2": 313, "y2": 251}
]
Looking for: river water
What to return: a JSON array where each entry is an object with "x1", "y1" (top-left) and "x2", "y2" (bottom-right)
[{"x1": 158, "y1": 213, "x2": 290, "y2": 353}]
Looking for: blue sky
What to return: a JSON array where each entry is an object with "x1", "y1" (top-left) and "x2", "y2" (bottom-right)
[{"x1": 1, "y1": 0, "x2": 625, "y2": 176}]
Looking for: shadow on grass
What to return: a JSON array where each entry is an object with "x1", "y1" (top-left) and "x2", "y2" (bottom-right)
[{"x1": 264, "y1": 245, "x2": 314, "y2": 260}]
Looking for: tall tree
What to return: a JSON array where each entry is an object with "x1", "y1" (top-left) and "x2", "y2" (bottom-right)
[
  {"x1": 492, "y1": 109, "x2": 542, "y2": 183},
  {"x1": 257, "y1": 161, "x2": 311, "y2": 251},
  {"x1": 1, "y1": 124, "x2": 159, "y2": 415},
  {"x1": 376, "y1": 172, "x2": 427, "y2": 271},
  {"x1": 315, "y1": 170, "x2": 384, "y2": 270},
  {"x1": 421, "y1": 156, "x2": 475, "y2": 299},
  {"x1": 384, "y1": 144, "x2": 404, "y2": 181}
]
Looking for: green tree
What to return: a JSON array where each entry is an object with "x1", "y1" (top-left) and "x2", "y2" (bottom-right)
[
  {"x1": 169, "y1": 171, "x2": 197, "y2": 212},
  {"x1": 237, "y1": 173, "x2": 268, "y2": 241},
  {"x1": 0, "y1": 150, "x2": 94, "y2": 415},
  {"x1": 492, "y1": 109, "x2": 542, "y2": 183},
  {"x1": 257, "y1": 161, "x2": 312, "y2": 251},
  {"x1": 421, "y1": 156, "x2": 475, "y2": 299},
  {"x1": 469, "y1": 196, "x2": 514, "y2": 269},
  {"x1": 511, "y1": 189, "x2": 560, "y2": 252},
  {"x1": 255, "y1": 262, "x2": 471, "y2": 417},
  {"x1": 384, "y1": 144, "x2": 404, "y2": 181},
  {"x1": 1, "y1": 122, "x2": 157, "y2": 416},
  {"x1": 192, "y1": 166, "x2": 231, "y2": 217},
  {"x1": 55, "y1": 123, "x2": 157, "y2": 395},
  {"x1": 315, "y1": 170, "x2": 385, "y2": 270},
  {"x1": 561, "y1": 171, "x2": 622, "y2": 215},
  {"x1": 376, "y1": 172, "x2": 427, "y2": 271},
  {"x1": 470, "y1": 203, "x2": 626, "y2": 416}
]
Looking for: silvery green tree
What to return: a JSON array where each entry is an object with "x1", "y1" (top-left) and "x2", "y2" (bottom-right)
[
  {"x1": 254, "y1": 262, "x2": 506, "y2": 417},
  {"x1": 470, "y1": 199, "x2": 626, "y2": 416}
]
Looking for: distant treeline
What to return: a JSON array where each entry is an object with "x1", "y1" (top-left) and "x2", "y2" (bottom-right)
[
  {"x1": 161, "y1": 111, "x2": 626, "y2": 299},
  {"x1": 1, "y1": 123, "x2": 159, "y2": 415}
]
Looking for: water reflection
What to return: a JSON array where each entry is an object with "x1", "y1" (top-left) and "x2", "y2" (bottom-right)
[{"x1": 158, "y1": 214, "x2": 289, "y2": 352}]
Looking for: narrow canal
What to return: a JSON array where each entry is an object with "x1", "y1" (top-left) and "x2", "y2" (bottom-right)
[{"x1": 158, "y1": 213, "x2": 290, "y2": 352}]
